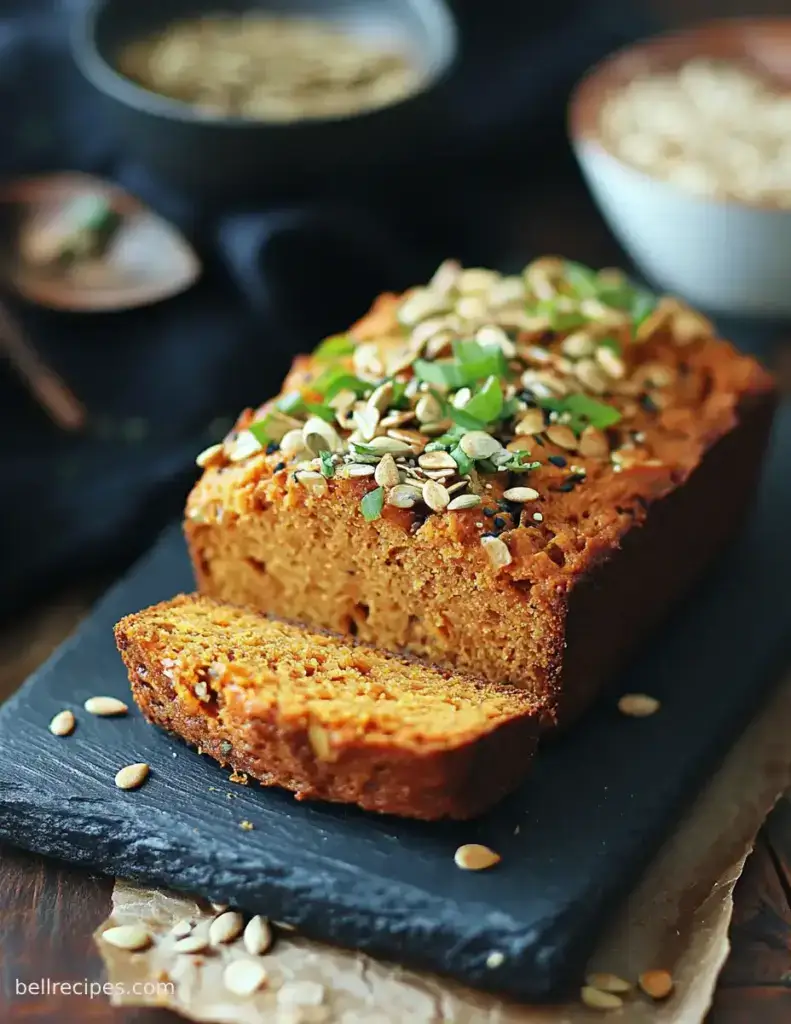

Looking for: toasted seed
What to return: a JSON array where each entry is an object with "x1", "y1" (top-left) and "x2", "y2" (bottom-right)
[
  {"x1": 374, "y1": 454, "x2": 401, "y2": 489},
  {"x1": 387, "y1": 484, "x2": 421, "y2": 509},
  {"x1": 423, "y1": 479, "x2": 450, "y2": 511},
  {"x1": 277, "y1": 980, "x2": 325, "y2": 1007},
  {"x1": 367, "y1": 381, "x2": 394, "y2": 414},
  {"x1": 639, "y1": 969, "x2": 674, "y2": 999},
  {"x1": 480, "y1": 535, "x2": 512, "y2": 570},
  {"x1": 280, "y1": 429, "x2": 308, "y2": 460},
  {"x1": 503, "y1": 487, "x2": 540, "y2": 502},
  {"x1": 367, "y1": 436, "x2": 414, "y2": 454},
  {"x1": 223, "y1": 959, "x2": 269, "y2": 997},
  {"x1": 454, "y1": 844, "x2": 501, "y2": 871},
  {"x1": 49, "y1": 709, "x2": 75, "y2": 736},
  {"x1": 425, "y1": 331, "x2": 455, "y2": 360},
  {"x1": 586, "y1": 973, "x2": 632, "y2": 994},
  {"x1": 387, "y1": 428, "x2": 426, "y2": 449},
  {"x1": 458, "y1": 268, "x2": 499, "y2": 294},
  {"x1": 515, "y1": 408, "x2": 546, "y2": 435},
  {"x1": 211, "y1": 902, "x2": 230, "y2": 912},
  {"x1": 84, "y1": 696, "x2": 128, "y2": 717},
  {"x1": 507, "y1": 437, "x2": 533, "y2": 452},
  {"x1": 561, "y1": 331, "x2": 596, "y2": 359},
  {"x1": 115, "y1": 763, "x2": 149, "y2": 790},
  {"x1": 102, "y1": 925, "x2": 151, "y2": 951},
  {"x1": 673, "y1": 309, "x2": 713, "y2": 345},
  {"x1": 429, "y1": 258, "x2": 461, "y2": 295},
  {"x1": 476, "y1": 324, "x2": 516, "y2": 357},
  {"x1": 398, "y1": 288, "x2": 452, "y2": 327},
  {"x1": 486, "y1": 951, "x2": 506, "y2": 969},
  {"x1": 523, "y1": 344, "x2": 553, "y2": 364},
  {"x1": 635, "y1": 305, "x2": 671, "y2": 343},
  {"x1": 546, "y1": 424, "x2": 578, "y2": 450},
  {"x1": 580, "y1": 986, "x2": 624, "y2": 1011},
  {"x1": 596, "y1": 345, "x2": 626, "y2": 379},
  {"x1": 244, "y1": 915, "x2": 274, "y2": 956},
  {"x1": 420, "y1": 418, "x2": 452, "y2": 436},
  {"x1": 340, "y1": 463, "x2": 375, "y2": 478},
  {"x1": 379, "y1": 410, "x2": 415, "y2": 430},
  {"x1": 209, "y1": 911, "x2": 245, "y2": 946},
  {"x1": 574, "y1": 358, "x2": 609, "y2": 394},
  {"x1": 352, "y1": 404, "x2": 380, "y2": 442},
  {"x1": 171, "y1": 919, "x2": 193, "y2": 939},
  {"x1": 302, "y1": 416, "x2": 341, "y2": 454},
  {"x1": 419, "y1": 450, "x2": 457, "y2": 471},
  {"x1": 173, "y1": 933, "x2": 209, "y2": 954},
  {"x1": 489, "y1": 275, "x2": 526, "y2": 307},
  {"x1": 521, "y1": 369, "x2": 569, "y2": 397},
  {"x1": 415, "y1": 393, "x2": 443, "y2": 424},
  {"x1": 456, "y1": 295, "x2": 488, "y2": 321},
  {"x1": 225, "y1": 430, "x2": 263, "y2": 463},
  {"x1": 579, "y1": 425, "x2": 610, "y2": 459},
  {"x1": 635, "y1": 362, "x2": 676, "y2": 389},
  {"x1": 295, "y1": 471, "x2": 328, "y2": 496},
  {"x1": 328, "y1": 388, "x2": 356, "y2": 412},
  {"x1": 618, "y1": 693, "x2": 661, "y2": 717},
  {"x1": 460, "y1": 431, "x2": 502, "y2": 460},
  {"x1": 448, "y1": 494, "x2": 482, "y2": 511},
  {"x1": 196, "y1": 443, "x2": 224, "y2": 469},
  {"x1": 353, "y1": 341, "x2": 384, "y2": 378}
]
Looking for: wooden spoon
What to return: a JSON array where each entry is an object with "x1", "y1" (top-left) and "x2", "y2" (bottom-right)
[{"x1": 0, "y1": 172, "x2": 200, "y2": 312}]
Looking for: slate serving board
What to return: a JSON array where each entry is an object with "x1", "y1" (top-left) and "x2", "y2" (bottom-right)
[{"x1": 1, "y1": 405, "x2": 791, "y2": 1002}]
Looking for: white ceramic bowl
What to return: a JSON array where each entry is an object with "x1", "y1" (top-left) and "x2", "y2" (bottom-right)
[{"x1": 569, "y1": 19, "x2": 791, "y2": 318}]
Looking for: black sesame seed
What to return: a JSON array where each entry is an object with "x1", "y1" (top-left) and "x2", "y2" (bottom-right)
[
  {"x1": 557, "y1": 482, "x2": 576, "y2": 493},
  {"x1": 273, "y1": 461, "x2": 286, "y2": 472},
  {"x1": 266, "y1": 441, "x2": 279, "y2": 455},
  {"x1": 568, "y1": 473, "x2": 586, "y2": 484},
  {"x1": 493, "y1": 516, "x2": 507, "y2": 529},
  {"x1": 548, "y1": 455, "x2": 567, "y2": 468},
  {"x1": 483, "y1": 507, "x2": 496, "y2": 518},
  {"x1": 481, "y1": 531, "x2": 500, "y2": 540},
  {"x1": 533, "y1": 435, "x2": 546, "y2": 447}
]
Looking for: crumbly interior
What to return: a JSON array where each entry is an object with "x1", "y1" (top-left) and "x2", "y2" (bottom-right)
[{"x1": 128, "y1": 596, "x2": 536, "y2": 749}]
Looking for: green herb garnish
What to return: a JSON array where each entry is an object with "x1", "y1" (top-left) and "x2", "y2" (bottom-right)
[
  {"x1": 462, "y1": 376, "x2": 504, "y2": 423},
  {"x1": 247, "y1": 418, "x2": 273, "y2": 446},
  {"x1": 313, "y1": 334, "x2": 355, "y2": 361},
  {"x1": 598, "y1": 337, "x2": 623, "y2": 356},
  {"x1": 414, "y1": 348, "x2": 509, "y2": 390},
  {"x1": 319, "y1": 451, "x2": 335, "y2": 478},
  {"x1": 448, "y1": 406, "x2": 487, "y2": 431},
  {"x1": 450, "y1": 446, "x2": 474, "y2": 476},
  {"x1": 536, "y1": 298, "x2": 587, "y2": 332},
  {"x1": 311, "y1": 367, "x2": 369, "y2": 400},
  {"x1": 630, "y1": 291, "x2": 657, "y2": 331},
  {"x1": 360, "y1": 486, "x2": 384, "y2": 521},
  {"x1": 564, "y1": 261, "x2": 600, "y2": 299}
]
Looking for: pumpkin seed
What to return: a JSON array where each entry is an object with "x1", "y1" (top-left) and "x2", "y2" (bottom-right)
[
  {"x1": 459, "y1": 431, "x2": 502, "y2": 460},
  {"x1": 545, "y1": 424, "x2": 578, "y2": 450},
  {"x1": 367, "y1": 436, "x2": 414, "y2": 454},
  {"x1": 418, "y1": 450, "x2": 457, "y2": 471},
  {"x1": 374, "y1": 454, "x2": 400, "y2": 488},
  {"x1": 387, "y1": 484, "x2": 421, "y2": 509},
  {"x1": 502, "y1": 487, "x2": 539, "y2": 502},
  {"x1": 586, "y1": 972, "x2": 632, "y2": 994},
  {"x1": 580, "y1": 986, "x2": 624, "y2": 1011},
  {"x1": 423, "y1": 479, "x2": 450, "y2": 511},
  {"x1": 84, "y1": 696, "x2": 128, "y2": 717},
  {"x1": 448, "y1": 494, "x2": 481, "y2": 511}
]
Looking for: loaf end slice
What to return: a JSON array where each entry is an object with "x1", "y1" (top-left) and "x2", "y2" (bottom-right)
[{"x1": 114, "y1": 595, "x2": 542, "y2": 820}]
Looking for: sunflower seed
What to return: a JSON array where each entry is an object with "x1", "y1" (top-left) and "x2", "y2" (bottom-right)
[
  {"x1": 244, "y1": 915, "x2": 274, "y2": 956},
  {"x1": 480, "y1": 535, "x2": 512, "y2": 569},
  {"x1": 488, "y1": 275, "x2": 526, "y2": 307},
  {"x1": 419, "y1": 450, "x2": 457, "y2": 471},
  {"x1": 173, "y1": 933, "x2": 209, "y2": 954},
  {"x1": 196, "y1": 443, "x2": 224, "y2": 469},
  {"x1": 379, "y1": 410, "x2": 415, "y2": 430},
  {"x1": 84, "y1": 696, "x2": 128, "y2": 717},
  {"x1": 546, "y1": 424, "x2": 578, "y2": 450},
  {"x1": 209, "y1": 911, "x2": 245, "y2": 945},
  {"x1": 398, "y1": 288, "x2": 452, "y2": 327},
  {"x1": 415, "y1": 393, "x2": 443, "y2": 424},
  {"x1": 458, "y1": 268, "x2": 499, "y2": 294},
  {"x1": 374, "y1": 454, "x2": 400, "y2": 488},
  {"x1": 420, "y1": 418, "x2": 452, "y2": 436},
  {"x1": 367, "y1": 436, "x2": 414, "y2": 454},
  {"x1": 561, "y1": 330, "x2": 596, "y2": 359},
  {"x1": 585, "y1": 973, "x2": 632, "y2": 994},
  {"x1": 618, "y1": 693, "x2": 660, "y2": 717},
  {"x1": 387, "y1": 484, "x2": 421, "y2": 509},
  {"x1": 580, "y1": 986, "x2": 624, "y2": 1011},
  {"x1": 579, "y1": 426, "x2": 610, "y2": 458},
  {"x1": 429, "y1": 258, "x2": 461, "y2": 295},
  {"x1": 573, "y1": 358, "x2": 609, "y2": 394},
  {"x1": 455, "y1": 295, "x2": 488, "y2": 321},
  {"x1": 386, "y1": 428, "x2": 426, "y2": 449},
  {"x1": 423, "y1": 479, "x2": 450, "y2": 511},
  {"x1": 460, "y1": 431, "x2": 502, "y2": 459},
  {"x1": 339, "y1": 463, "x2": 375, "y2": 478},
  {"x1": 514, "y1": 408, "x2": 545, "y2": 435},
  {"x1": 448, "y1": 494, "x2": 482, "y2": 511},
  {"x1": 225, "y1": 430, "x2": 263, "y2": 463},
  {"x1": 639, "y1": 969, "x2": 674, "y2": 999},
  {"x1": 115, "y1": 763, "x2": 149, "y2": 790},
  {"x1": 503, "y1": 487, "x2": 539, "y2": 502},
  {"x1": 476, "y1": 325, "x2": 516, "y2": 357},
  {"x1": 49, "y1": 709, "x2": 75, "y2": 736},
  {"x1": 223, "y1": 959, "x2": 269, "y2": 997},
  {"x1": 454, "y1": 844, "x2": 501, "y2": 870},
  {"x1": 102, "y1": 925, "x2": 151, "y2": 951}
]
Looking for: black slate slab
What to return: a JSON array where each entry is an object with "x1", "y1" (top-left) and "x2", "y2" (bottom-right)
[{"x1": 1, "y1": 405, "x2": 791, "y2": 1001}]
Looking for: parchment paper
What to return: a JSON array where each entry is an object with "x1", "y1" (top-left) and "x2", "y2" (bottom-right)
[{"x1": 96, "y1": 674, "x2": 791, "y2": 1023}]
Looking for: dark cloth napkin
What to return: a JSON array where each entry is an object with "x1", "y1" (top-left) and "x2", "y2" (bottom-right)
[{"x1": 0, "y1": 0, "x2": 654, "y2": 617}]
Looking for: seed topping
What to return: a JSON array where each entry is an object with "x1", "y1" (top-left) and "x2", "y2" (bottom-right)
[
  {"x1": 580, "y1": 986, "x2": 624, "y2": 1011},
  {"x1": 209, "y1": 910, "x2": 245, "y2": 945},
  {"x1": 84, "y1": 696, "x2": 129, "y2": 716},
  {"x1": 454, "y1": 844, "x2": 501, "y2": 871},
  {"x1": 49, "y1": 709, "x2": 75, "y2": 736},
  {"x1": 618, "y1": 693, "x2": 661, "y2": 717},
  {"x1": 639, "y1": 969, "x2": 674, "y2": 1000},
  {"x1": 114, "y1": 763, "x2": 150, "y2": 790},
  {"x1": 224, "y1": 959, "x2": 269, "y2": 997},
  {"x1": 102, "y1": 925, "x2": 151, "y2": 951}
]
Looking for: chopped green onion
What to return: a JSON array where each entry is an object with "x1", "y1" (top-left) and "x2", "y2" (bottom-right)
[
  {"x1": 319, "y1": 451, "x2": 335, "y2": 478},
  {"x1": 313, "y1": 334, "x2": 355, "y2": 361},
  {"x1": 360, "y1": 486, "x2": 384, "y2": 521},
  {"x1": 277, "y1": 392, "x2": 304, "y2": 416},
  {"x1": 248, "y1": 418, "x2": 274, "y2": 446},
  {"x1": 448, "y1": 406, "x2": 487, "y2": 431},
  {"x1": 389, "y1": 380, "x2": 409, "y2": 409},
  {"x1": 562, "y1": 394, "x2": 622, "y2": 431},
  {"x1": 414, "y1": 349, "x2": 509, "y2": 389},
  {"x1": 349, "y1": 440, "x2": 384, "y2": 457}
]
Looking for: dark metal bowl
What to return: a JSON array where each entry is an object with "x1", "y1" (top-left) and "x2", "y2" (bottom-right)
[{"x1": 71, "y1": 0, "x2": 458, "y2": 202}]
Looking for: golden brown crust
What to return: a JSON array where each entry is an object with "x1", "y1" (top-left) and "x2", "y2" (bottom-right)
[{"x1": 114, "y1": 596, "x2": 541, "y2": 820}]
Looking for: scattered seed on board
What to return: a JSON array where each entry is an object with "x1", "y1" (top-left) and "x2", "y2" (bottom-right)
[
  {"x1": 502, "y1": 487, "x2": 540, "y2": 502},
  {"x1": 224, "y1": 959, "x2": 269, "y2": 997},
  {"x1": 173, "y1": 933, "x2": 209, "y2": 954},
  {"x1": 454, "y1": 844, "x2": 501, "y2": 871},
  {"x1": 244, "y1": 915, "x2": 274, "y2": 956},
  {"x1": 618, "y1": 693, "x2": 661, "y2": 717},
  {"x1": 586, "y1": 972, "x2": 632, "y2": 994},
  {"x1": 480, "y1": 535, "x2": 512, "y2": 570},
  {"x1": 210, "y1": 910, "x2": 245, "y2": 945},
  {"x1": 277, "y1": 980, "x2": 326, "y2": 1007},
  {"x1": 115, "y1": 763, "x2": 150, "y2": 790},
  {"x1": 639, "y1": 969, "x2": 674, "y2": 1000},
  {"x1": 195, "y1": 443, "x2": 224, "y2": 469},
  {"x1": 580, "y1": 985, "x2": 624, "y2": 1011},
  {"x1": 49, "y1": 709, "x2": 75, "y2": 736},
  {"x1": 486, "y1": 951, "x2": 505, "y2": 969},
  {"x1": 170, "y1": 918, "x2": 193, "y2": 939},
  {"x1": 102, "y1": 925, "x2": 151, "y2": 951},
  {"x1": 211, "y1": 901, "x2": 230, "y2": 913},
  {"x1": 84, "y1": 696, "x2": 129, "y2": 716}
]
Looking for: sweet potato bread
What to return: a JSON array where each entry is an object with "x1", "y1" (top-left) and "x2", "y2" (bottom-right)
[
  {"x1": 114, "y1": 595, "x2": 541, "y2": 819},
  {"x1": 185, "y1": 258, "x2": 776, "y2": 727}
]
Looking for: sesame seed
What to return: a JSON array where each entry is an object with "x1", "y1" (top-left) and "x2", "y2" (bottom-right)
[
  {"x1": 548, "y1": 455, "x2": 567, "y2": 467},
  {"x1": 503, "y1": 486, "x2": 540, "y2": 502},
  {"x1": 618, "y1": 693, "x2": 661, "y2": 717},
  {"x1": 84, "y1": 696, "x2": 129, "y2": 716}
]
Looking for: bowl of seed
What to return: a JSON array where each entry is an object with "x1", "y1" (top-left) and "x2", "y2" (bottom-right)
[
  {"x1": 569, "y1": 18, "x2": 791, "y2": 317},
  {"x1": 72, "y1": 0, "x2": 457, "y2": 200}
]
